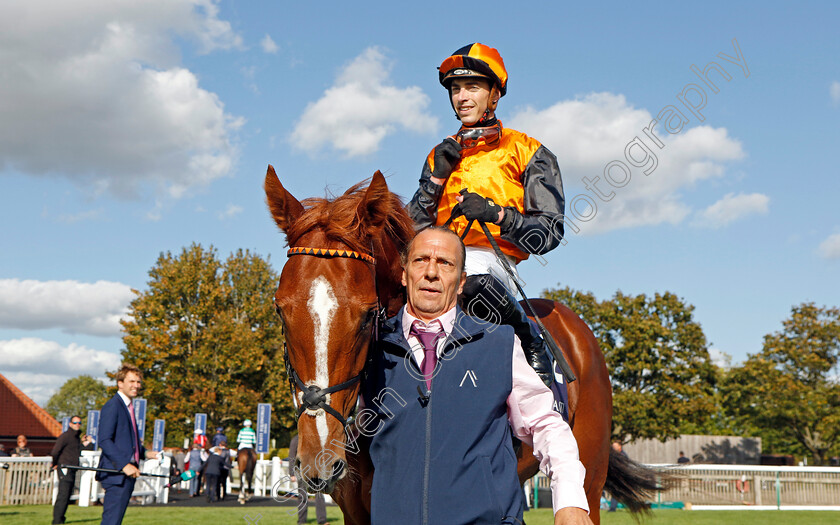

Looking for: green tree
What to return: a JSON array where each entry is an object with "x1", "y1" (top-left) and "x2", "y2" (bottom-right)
[
  {"x1": 543, "y1": 287, "x2": 718, "y2": 443},
  {"x1": 721, "y1": 303, "x2": 840, "y2": 464},
  {"x1": 45, "y1": 375, "x2": 108, "y2": 422},
  {"x1": 120, "y1": 244, "x2": 294, "y2": 447}
]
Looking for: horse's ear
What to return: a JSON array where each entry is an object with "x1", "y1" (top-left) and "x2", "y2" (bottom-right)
[
  {"x1": 264, "y1": 164, "x2": 304, "y2": 232},
  {"x1": 358, "y1": 170, "x2": 391, "y2": 235}
]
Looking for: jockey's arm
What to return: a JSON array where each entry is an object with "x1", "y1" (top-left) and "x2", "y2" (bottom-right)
[
  {"x1": 407, "y1": 158, "x2": 444, "y2": 230},
  {"x1": 497, "y1": 145, "x2": 566, "y2": 255}
]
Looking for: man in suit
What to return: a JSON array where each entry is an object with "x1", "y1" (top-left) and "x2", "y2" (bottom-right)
[{"x1": 97, "y1": 364, "x2": 158, "y2": 525}]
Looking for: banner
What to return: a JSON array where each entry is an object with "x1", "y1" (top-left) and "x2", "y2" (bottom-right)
[
  {"x1": 194, "y1": 413, "x2": 207, "y2": 438},
  {"x1": 152, "y1": 419, "x2": 166, "y2": 452},
  {"x1": 62, "y1": 416, "x2": 70, "y2": 434},
  {"x1": 133, "y1": 398, "x2": 147, "y2": 441},
  {"x1": 87, "y1": 410, "x2": 100, "y2": 449},
  {"x1": 256, "y1": 403, "x2": 271, "y2": 454}
]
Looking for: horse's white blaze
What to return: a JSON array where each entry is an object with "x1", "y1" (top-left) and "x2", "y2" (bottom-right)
[{"x1": 307, "y1": 276, "x2": 338, "y2": 449}]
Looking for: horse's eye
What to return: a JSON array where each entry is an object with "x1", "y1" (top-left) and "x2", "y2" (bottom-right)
[{"x1": 361, "y1": 308, "x2": 377, "y2": 328}]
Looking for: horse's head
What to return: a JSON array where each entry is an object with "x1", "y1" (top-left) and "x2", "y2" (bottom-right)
[{"x1": 264, "y1": 165, "x2": 413, "y2": 493}]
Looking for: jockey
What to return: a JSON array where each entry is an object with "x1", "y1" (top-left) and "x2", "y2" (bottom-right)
[
  {"x1": 408, "y1": 43, "x2": 566, "y2": 386},
  {"x1": 236, "y1": 419, "x2": 257, "y2": 451}
]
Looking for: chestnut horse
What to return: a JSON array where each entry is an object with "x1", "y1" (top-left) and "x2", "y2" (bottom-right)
[
  {"x1": 237, "y1": 448, "x2": 257, "y2": 504},
  {"x1": 265, "y1": 166, "x2": 657, "y2": 524}
]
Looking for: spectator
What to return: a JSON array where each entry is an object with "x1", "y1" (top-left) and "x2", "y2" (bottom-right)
[
  {"x1": 0, "y1": 444, "x2": 9, "y2": 457},
  {"x1": 289, "y1": 435, "x2": 329, "y2": 525},
  {"x1": 211, "y1": 427, "x2": 227, "y2": 448},
  {"x1": 677, "y1": 451, "x2": 690, "y2": 464},
  {"x1": 12, "y1": 435, "x2": 32, "y2": 457},
  {"x1": 51, "y1": 416, "x2": 82, "y2": 525},
  {"x1": 202, "y1": 442, "x2": 229, "y2": 503},
  {"x1": 81, "y1": 434, "x2": 95, "y2": 451},
  {"x1": 187, "y1": 441, "x2": 205, "y2": 497}
]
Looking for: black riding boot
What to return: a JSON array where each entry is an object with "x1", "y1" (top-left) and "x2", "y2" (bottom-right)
[{"x1": 461, "y1": 274, "x2": 553, "y2": 386}]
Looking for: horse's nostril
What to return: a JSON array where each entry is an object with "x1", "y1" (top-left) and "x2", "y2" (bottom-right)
[{"x1": 332, "y1": 460, "x2": 346, "y2": 479}]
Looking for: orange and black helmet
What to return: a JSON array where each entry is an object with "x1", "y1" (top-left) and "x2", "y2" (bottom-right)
[{"x1": 439, "y1": 43, "x2": 508, "y2": 97}]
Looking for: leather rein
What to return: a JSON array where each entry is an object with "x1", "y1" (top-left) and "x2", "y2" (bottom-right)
[{"x1": 282, "y1": 245, "x2": 383, "y2": 429}]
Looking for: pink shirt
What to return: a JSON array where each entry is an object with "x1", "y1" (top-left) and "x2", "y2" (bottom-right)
[{"x1": 403, "y1": 308, "x2": 589, "y2": 514}]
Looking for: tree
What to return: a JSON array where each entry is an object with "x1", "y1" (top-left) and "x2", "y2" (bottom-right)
[
  {"x1": 120, "y1": 244, "x2": 294, "y2": 446},
  {"x1": 721, "y1": 303, "x2": 840, "y2": 464},
  {"x1": 45, "y1": 375, "x2": 108, "y2": 422},
  {"x1": 543, "y1": 287, "x2": 718, "y2": 443}
]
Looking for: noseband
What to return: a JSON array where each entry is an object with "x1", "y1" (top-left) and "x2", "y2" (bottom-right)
[{"x1": 282, "y1": 246, "x2": 383, "y2": 429}]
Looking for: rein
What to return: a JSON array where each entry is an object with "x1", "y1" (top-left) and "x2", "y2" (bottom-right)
[
  {"x1": 443, "y1": 210, "x2": 577, "y2": 382},
  {"x1": 283, "y1": 245, "x2": 383, "y2": 428}
]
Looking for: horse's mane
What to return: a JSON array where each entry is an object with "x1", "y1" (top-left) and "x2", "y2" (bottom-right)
[{"x1": 284, "y1": 179, "x2": 416, "y2": 257}]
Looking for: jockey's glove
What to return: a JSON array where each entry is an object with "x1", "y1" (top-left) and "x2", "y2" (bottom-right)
[
  {"x1": 457, "y1": 189, "x2": 502, "y2": 224},
  {"x1": 431, "y1": 138, "x2": 462, "y2": 180}
]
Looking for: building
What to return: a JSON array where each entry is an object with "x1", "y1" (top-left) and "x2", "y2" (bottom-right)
[{"x1": 0, "y1": 373, "x2": 61, "y2": 456}]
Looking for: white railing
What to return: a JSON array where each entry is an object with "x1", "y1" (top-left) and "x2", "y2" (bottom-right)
[
  {"x1": 3, "y1": 454, "x2": 328, "y2": 506},
  {"x1": 657, "y1": 464, "x2": 840, "y2": 510},
  {"x1": 527, "y1": 464, "x2": 840, "y2": 511},
  {"x1": 0, "y1": 456, "x2": 54, "y2": 505}
]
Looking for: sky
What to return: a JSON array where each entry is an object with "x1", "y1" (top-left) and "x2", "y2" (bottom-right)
[{"x1": 1, "y1": 0, "x2": 838, "y2": 406}]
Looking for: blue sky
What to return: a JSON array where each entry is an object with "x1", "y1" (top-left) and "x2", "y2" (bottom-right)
[{"x1": 1, "y1": 0, "x2": 838, "y2": 405}]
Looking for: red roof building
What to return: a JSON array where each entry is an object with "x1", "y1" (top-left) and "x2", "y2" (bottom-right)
[{"x1": 0, "y1": 373, "x2": 61, "y2": 456}]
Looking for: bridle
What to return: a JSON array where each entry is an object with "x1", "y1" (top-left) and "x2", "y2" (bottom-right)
[{"x1": 281, "y1": 245, "x2": 384, "y2": 429}]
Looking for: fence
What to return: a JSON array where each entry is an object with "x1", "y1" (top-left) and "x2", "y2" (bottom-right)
[
  {"x1": 0, "y1": 456, "x2": 54, "y2": 505},
  {"x1": 527, "y1": 464, "x2": 840, "y2": 511},
  {"x1": 658, "y1": 464, "x2": 840, "y2": 510}
]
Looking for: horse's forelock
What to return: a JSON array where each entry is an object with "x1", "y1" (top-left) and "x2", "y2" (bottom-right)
[{"x1": 285, "y1": 180, "x2": 415, "y2": 259}]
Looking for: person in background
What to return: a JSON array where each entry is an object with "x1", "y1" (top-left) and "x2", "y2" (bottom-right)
[
  {"x1": 289, "y1": 435, "x2": 329, "y2": 525},
  {"x1": 81, "y1": 434, "x2": 95, "y2": 451},
  {"x1": 12, "y1": 435, "x2": 32, "y2": 456},
  {"x1": 0, "y1": 444, "x2": 9, "y2": 457},
  {"x1": 202, "y1": 442, "x2": 229, "y2": 503},
  {"x1": 677, "y1": 451, "x2": 690, "y2": 464},
  {"x1": 51, "y1": 416, "x2": 82, "y2": 525},
  {"x1": 236, "y1": 419, "x2": 256, "y2": 451},
  {"x1": 96, "y1": 364, "x2": 159, "y2": 525},
  {"x1": 187, "y1": 441, "x2": 205, "y2": 497},
  {"x1": 211, "y1": 427, "x2": 227, "y2": 448}
]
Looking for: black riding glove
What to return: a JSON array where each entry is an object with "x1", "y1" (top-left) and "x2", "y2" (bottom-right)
[
  {"x1": 456, "y1": 189, "x2": 502, "y2": 223},
  {"x1": 431, "y1": 138, "x2": 462, "y2": 180}
]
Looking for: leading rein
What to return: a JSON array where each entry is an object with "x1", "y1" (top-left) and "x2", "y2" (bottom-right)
[{"x1": 282, "y1": 245, "x2": 383, "y2": 429}]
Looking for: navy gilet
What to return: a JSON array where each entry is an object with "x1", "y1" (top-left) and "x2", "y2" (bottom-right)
[{"x1": 363, "y1": 308, "x2": 523, "y2": 525}]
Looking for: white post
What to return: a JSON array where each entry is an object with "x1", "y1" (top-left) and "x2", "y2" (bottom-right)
[{"x1": 271, "y1": 456, "x2": 281, "y2": 496}]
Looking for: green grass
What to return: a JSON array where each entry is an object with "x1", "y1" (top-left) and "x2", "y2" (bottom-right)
[{"x1": 2, "y1": 506, "x2": 838, "y2": 525}]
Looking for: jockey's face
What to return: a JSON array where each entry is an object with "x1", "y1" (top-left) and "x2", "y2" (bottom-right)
[
  {"x1": 450, "y1": 78, "x2": 498, "y2": 126},
  {"x1": 402, "y1": 229, "x2": 466, "y2": 322}
]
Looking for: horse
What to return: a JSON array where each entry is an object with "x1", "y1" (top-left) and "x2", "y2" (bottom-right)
[
  {"x1": 236, "y1": 447, "x2": 257, "y2": 504},
  {"x1": 264, "y1": 165, "x2": 659, "y2": 524}
]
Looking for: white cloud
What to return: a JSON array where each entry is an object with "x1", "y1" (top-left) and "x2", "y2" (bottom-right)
[
  {"x1": 0, "y1": 339, "x2": 121, "y2": 405},
  {"x1": 507, "y1": 92, "x2": 746, "y2": 234},
  {"x1": 0, "y1": 279, "x2": 134, "y2": 336},
  {"x1": 708, "y1": 348, "x2": 733, "y2": 369},
  {"x1": 261, "y1": 34, "x2": 279, "y2": 54},
  {"x1": 817, "y1": 232, "x2": 840, "y2": 260},
  {"x1": 831, "y1": 81, "x2": 840, "y2": 107},
  {"x1": 693, "y1": 192, "x2": 769, "y2": 228},
  {"x1": 218, "y1": 204, "x2": 243, "y2": 220},
  {"x1": 290, "y1": 47, "x2": 438, "y2": 157},
  {"x1": 0, "y1": 0, "x2": 244, "y2": 200}
]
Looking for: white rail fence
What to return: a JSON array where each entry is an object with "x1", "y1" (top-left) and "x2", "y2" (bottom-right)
[
  {"x1": 0, "y1": 453, "x2": 302, "y2": 506},
  {"x1": 527, "y1": 464, "x2": 840, "y2": 511},
  {"x1": 657, "y1": 464, "x2": 840, "y2": 510}
]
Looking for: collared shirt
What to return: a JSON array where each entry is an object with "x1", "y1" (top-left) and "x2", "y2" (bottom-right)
[
  {"x1": 117, "y1": 391, "x2": 139, "y2": 463},
  {"x1": 402, "y1": 307, "x2": 589, "y2": 514}
]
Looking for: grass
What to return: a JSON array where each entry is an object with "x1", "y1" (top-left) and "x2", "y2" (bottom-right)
[{"x1": 2, "y1": 506, "x2": 838, "y2": 524}]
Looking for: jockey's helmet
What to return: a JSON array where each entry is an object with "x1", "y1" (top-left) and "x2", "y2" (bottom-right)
[
  {"x1": 439, "y1": 43, "x2": 508, "y2": 97},
  {"x1": 243, "y1": 419, "x2": 252, "y2": 427}
]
